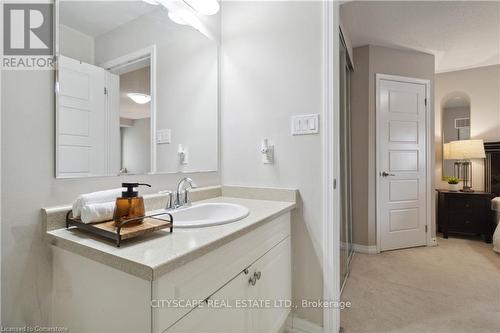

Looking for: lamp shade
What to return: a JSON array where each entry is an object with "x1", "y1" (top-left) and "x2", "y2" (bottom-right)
[
  {"x1": 446, "y1": 139, "x2": 486, "y2": 160},
  {"x1": 443, "y1": 143, "x2": 451, "y2": 160}
]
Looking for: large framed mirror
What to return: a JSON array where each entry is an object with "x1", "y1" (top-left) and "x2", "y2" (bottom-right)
[
  {"x1": 55, "y1": 0, "x2": 220, "y2": 178},
  {"x1": 441, "y1": 92, "x2": 471, "y2": 179}
]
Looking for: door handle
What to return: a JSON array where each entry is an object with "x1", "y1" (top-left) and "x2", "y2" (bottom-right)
[{"x1": 381, "y1": 171, "x2": 395, "y2": 177}]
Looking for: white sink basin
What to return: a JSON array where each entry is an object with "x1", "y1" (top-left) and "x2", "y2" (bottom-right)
[{"x1": 157, "y1": 203, "x2": 249, "y2": 228}]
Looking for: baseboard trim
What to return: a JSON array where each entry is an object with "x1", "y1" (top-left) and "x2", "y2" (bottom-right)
[
  {"x1": 286, "y1": 314, "x2": 323, "y2": 333},
  {"x1": 352, "y1": 243, "x2": 378, "y2": 254}
]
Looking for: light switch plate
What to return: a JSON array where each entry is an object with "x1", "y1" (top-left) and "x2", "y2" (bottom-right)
[
  {"x1": 291, "y1": 114, "x2": 319, "y2": 135},
  {"x1": 157, "y1": 129, "x2": 171, "y2": 144}
]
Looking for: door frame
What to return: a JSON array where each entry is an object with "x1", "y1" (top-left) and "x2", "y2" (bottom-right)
[
  {"x1": 375, "y1": 73, "x2": 433, "y2": 252},
  {"x1": 322, "y1": 1, "x2": 340, "y2": 332},
  {"x1": 100, "y1": 45, "x2": 158, "y2": 174}
]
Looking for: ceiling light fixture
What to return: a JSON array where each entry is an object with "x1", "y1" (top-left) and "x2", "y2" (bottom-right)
[
  {"x1": 183, "y1": 0, "x2": 219, "y2": 15},
  {"x1": 127, "y1": 93, "x2": 151, "y2": 105}
]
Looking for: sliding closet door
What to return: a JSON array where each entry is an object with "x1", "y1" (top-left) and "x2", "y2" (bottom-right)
[
  {"x1": 339, "y1": 41, "x2": 348, "y2": 288},
  {"x1": 339, "y1": 38, "x2": 353, "y2": 291}
]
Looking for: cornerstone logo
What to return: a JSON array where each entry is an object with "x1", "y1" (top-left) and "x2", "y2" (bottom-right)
[{"x1": 2, "y1": 2, "x2": 54, "y2": 69}]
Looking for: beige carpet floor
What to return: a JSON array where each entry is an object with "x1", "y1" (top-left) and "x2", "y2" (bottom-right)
[{"x1": 340, "y1": 236, "x2": 500, "y2": 333}]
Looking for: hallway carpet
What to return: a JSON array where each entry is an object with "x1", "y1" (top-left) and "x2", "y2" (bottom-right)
[{"x1": 340, "y1": 237, "x2": 500, "y2": 333}]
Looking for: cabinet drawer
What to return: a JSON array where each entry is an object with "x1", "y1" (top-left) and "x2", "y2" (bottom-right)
[
  {"x1": 153, "y1": 213, "x2": 291, "y2": 332},
  {"x1": 448, "y1": 197, "x2": 483, "y2": 211},
  {"x1": 448, "y1": 213, "x2": 481, "y2": 233}
]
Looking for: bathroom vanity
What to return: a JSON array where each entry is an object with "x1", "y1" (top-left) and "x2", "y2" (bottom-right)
[
  {"x1": 44, "y1": 186, "x2": 296, "y2": 332},
  {"x1": 49, "y1": 3, "x2": 295, "y2": 331}
]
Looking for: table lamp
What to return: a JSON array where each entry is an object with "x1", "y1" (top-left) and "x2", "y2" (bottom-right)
[{"x1": 444, "y1": 139, "x2": 486, "y2": 192}]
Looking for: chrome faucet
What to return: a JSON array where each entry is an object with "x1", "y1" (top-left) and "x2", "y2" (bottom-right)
[{"x1": 166, "y1": 177, "x2": 197, "y2": 209}]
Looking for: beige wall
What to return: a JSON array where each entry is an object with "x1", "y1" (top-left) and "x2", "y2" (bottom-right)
[
  {"x1": 351, "y1": 45, "x2": 435, "y2": 246},
  {"x1": 435, "y1": 65, "x2": 500, "y2": 191},
  {"x1": 221, "y1": 1, "x2": 324, "y2": 325}
]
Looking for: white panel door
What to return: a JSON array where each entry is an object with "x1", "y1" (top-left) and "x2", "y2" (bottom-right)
[
  {"x1": 57, "y1": 55, "x2": 106, "y2": 177},
  {"x1": 378, "y1": 76, "x2": 428, "y2": 251}
]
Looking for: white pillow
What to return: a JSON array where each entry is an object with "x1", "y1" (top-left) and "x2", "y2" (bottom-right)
[{"x1": 492, "y1": 197, "x2": 500, "y2": 212}]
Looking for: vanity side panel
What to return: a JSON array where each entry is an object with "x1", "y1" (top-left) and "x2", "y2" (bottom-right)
[{"x1": 51, "y1": 246, "x2": 151, "y2": 333}]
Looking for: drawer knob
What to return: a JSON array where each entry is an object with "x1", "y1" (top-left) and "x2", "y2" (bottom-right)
[
  {"x1": 465, "y1": 204, "x2": 470, "y2": 208},
  {"x1": 249, "y1": 275, "x2": 257, "y2": 286}
]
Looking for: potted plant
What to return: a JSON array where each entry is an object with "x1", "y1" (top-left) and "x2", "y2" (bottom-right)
[{"x1": 445, "y1": 176, "x2": 461, "y2": 191}]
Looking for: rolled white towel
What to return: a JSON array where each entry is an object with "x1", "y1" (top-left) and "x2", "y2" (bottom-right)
[
  {"x1": 72, "y1": 188, "x2": 122, "y2": 218},
  {"x1": 81, "y1": 202, "x2": 116, "y2": 224}
]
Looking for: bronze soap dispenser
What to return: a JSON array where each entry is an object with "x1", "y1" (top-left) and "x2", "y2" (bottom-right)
[{"x1": 113, "y1": 183, "x2": 151, "y2": 226}]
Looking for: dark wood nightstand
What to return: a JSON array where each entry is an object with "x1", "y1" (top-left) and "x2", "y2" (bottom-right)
[{"x1": 436, "y1": 189, "x2": 495, "y2": 243}]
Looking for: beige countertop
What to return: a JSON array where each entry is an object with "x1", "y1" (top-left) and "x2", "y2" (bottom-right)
[{"x1": 44, "y1": 186, "x2": 296, "y2": 281}]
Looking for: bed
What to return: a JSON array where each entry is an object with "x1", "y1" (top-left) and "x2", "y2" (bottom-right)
[{"x1": 484, "y1": 141, "x2": 500, "y2": 252}]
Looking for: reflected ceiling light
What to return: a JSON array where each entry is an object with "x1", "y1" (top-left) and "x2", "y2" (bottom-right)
[
  {"x1": 183, "y1": 0, "x2": 219, "y2": 15},
  {"x1": 127, "y1": 93, "x2": 151, "y2": 104},
  {"x1": 143, "y1": 0, "x2": 160, "y2": 5}
]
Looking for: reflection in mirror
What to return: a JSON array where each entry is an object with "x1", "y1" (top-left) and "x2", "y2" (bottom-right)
[
  {"x1": 442, "y1": 93, "x2": 471, "y2": 178},
  {"x1": 118, "y1": 64, "x2": 152, "y2": 175},
  {"x1": 56, "y1": 0, "x2": 219, "y2": 178}
]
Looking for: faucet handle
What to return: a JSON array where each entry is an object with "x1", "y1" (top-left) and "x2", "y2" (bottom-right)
[{"x1": 159, "y1": 190, "x2": 174, "y2": 209}]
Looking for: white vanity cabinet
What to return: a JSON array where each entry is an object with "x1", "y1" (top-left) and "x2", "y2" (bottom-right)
[
  {"x1": 154, "y1": 213, "x2": 291, "y2": 332},
  {"x1": 167, "y1": 238, "x2": 291, "y2": 333},
  {"x1": 51, "y1": 211, "x2": 291, "y2": 333}
]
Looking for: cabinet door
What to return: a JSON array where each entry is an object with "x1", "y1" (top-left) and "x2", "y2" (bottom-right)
[
  {"x1": 167, "y1": 271, "x2": 251, "y2": 333},
  {"x1": 250, "y1": 238, "x2": 291, "y2": 333}
]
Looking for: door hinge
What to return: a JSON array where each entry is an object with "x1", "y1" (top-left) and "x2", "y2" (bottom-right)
[
  {"x1": 104, "y1": 87, "x2": 108, "y2": 95},
  {"x1": 425, "y1": 225, "x2": 428, "y2": 233},
  {"x1": 333, "y1": 179, "x2": 337, "y2": 190},
  {"x1": 424, "y1": 98, "x2": 427, "y2": 106}
]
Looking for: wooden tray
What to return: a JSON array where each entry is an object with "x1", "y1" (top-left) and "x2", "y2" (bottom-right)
[{"x1": 66, "y1": 211, "x2": 173, "y2": 247}]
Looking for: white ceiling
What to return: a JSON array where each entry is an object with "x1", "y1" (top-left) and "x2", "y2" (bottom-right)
[
  {"x1": 340, "y1": 1, "x2": 500, "y2": 73},
  {"x1": 59, "y1": 1, "x2": 159, "y2": 37}
]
